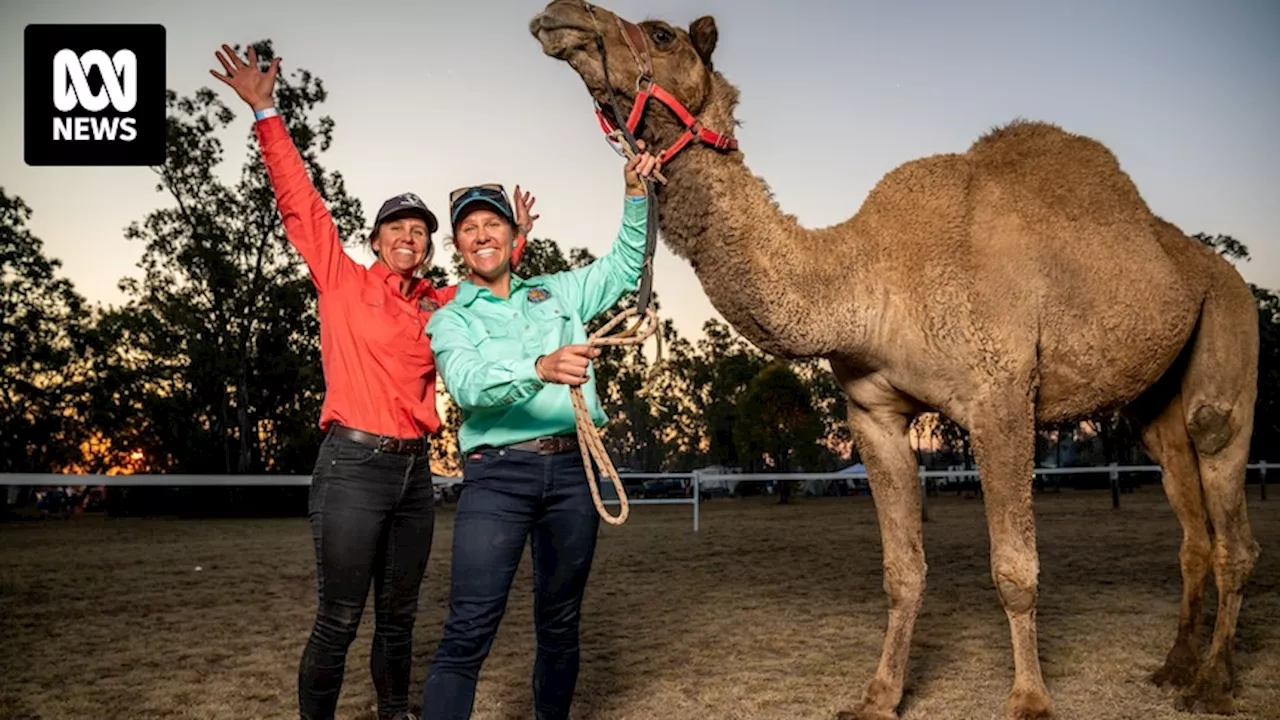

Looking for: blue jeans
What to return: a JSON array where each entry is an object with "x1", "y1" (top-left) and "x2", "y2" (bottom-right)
[
  {"x1": 298, "y1": 431, "x2": 436, "y2": 720},
  {"x1": 421, "y1": 445, "x2": 600, "y2": 720}
]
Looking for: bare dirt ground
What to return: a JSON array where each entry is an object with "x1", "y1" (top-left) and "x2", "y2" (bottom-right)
[{"x1": 2, "y1": 486, "x2": 1277, "y2": 720}]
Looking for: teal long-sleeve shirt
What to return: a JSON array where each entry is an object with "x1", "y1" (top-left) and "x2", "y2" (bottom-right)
[{"x1": 426, "y1": 194, "x2": 648, "y2": 453}]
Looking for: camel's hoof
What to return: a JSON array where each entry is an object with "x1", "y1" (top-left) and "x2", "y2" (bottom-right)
[
  {"x1": 1007, "y1": 687, "x2": 1056, "y2": 720},
  {"x1": 1175, "y1": 658, "x2": 1238, "y2": 715},
  {"x1": 1151, "y1": 643, "x2": 1201, "y2": 690},
  {"x1": 1176, "y1": 683, "x2": 1238, "y2": 715},
  {"x1": 837, "y1": 679, "x2": 900, "y2": 720},
  {"x1": 834, "y1": 709, "x2": 898, "y2": 720}
]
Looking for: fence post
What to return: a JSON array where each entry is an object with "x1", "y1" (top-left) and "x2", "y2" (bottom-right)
[
  {"x1": 1110, "y1": 462, "x2": 1120, "y2": 509},
  {"x1": 692, "y1": 471, "x2": 701, "y2": 533},
  {"x1": 919, "y1": 465, "x2": 929, "y2": 522},
  {"x1": 1261, "y1": 464, "x2": 1267, "y2": 502}
]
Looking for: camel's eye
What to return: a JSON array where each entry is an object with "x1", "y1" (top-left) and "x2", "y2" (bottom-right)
[{"x1": 650, "y1": 26, "x2": 674, "y2": 46}]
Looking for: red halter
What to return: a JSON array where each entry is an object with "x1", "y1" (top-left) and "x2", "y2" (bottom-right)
[{"x1": 592, "y1": 15, "x2": 738, "y2": 167}]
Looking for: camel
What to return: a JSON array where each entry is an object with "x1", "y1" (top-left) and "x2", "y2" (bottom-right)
[{"x1": 528, "y1": 2, "x2": 1261, "y2": 719}]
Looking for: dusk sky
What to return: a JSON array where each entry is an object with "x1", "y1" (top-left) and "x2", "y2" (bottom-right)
[{"x1": 3, "y1": 0, "x2": 1277, "y2": 343}]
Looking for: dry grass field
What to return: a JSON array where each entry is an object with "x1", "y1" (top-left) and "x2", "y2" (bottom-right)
[{"x1": 2, "y1": 486, "x2": 1277, "y2": 720}]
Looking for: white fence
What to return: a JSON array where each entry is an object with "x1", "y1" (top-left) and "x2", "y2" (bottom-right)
[{"x1": 2, "y1": 463, "x2": 1271, "y2": 532}]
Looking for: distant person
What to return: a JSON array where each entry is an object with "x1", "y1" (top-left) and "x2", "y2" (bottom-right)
[
  {"x1": 208, "y1": 44, "x2": 539, "y2": 720},
  {"x1": 419, "y1": 147, "x2": 659, "y2": 719}
]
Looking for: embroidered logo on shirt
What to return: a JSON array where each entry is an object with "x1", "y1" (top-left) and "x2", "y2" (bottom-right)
[
  {"x1": 527, "y1": 287, "x2": 551, "y2": 304},
  {"x1": 418, "y1": 297, "x2": 439, "y2": 313}
]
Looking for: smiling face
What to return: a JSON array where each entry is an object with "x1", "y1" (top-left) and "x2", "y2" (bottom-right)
[
  {"x1": 370, "y1": 211, "x2": 432, "y2": 276},
  {"x1": 529, "y1": 1, "x2": 721, "y2": 145},
  {"x1": 454, "y1": 207, "x2": 516, "y2": 283}
]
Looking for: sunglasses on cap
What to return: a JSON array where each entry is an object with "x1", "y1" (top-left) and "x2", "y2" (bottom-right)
[
  {"x1": 449, "y1": 183, "x2": 507, "y2": 205},
  {"x1": 449, "y1": 184, "x2": 515, "y2": 225}
]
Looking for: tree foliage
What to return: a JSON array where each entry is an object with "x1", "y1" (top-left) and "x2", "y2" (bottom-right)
[
  {"x1": 0, "y1": 189, "x2": 94, "y2": 475},
  {"x1": 734, "y1": 361, "x2": 825, "y2": 502}
]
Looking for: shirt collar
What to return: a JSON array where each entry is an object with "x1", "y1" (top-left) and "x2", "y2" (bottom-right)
[
  {"x1": 455, "y1": 273, "x2": 540, "y2": 306},
  {"x1": 370, "y1": 260, "x2": 432, "y2": 299}
]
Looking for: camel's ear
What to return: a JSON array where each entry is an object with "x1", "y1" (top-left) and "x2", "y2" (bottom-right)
[{"x1": 689, "y1": 16, "x2": 717, "y2": 68}]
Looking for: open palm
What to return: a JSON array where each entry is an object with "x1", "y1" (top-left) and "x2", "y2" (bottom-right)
[
  {"x1": 512, "y1": 185, "x2": 539, "y2": 236},
  {"x1": 210, "y1": 44, "x2": 279, "y2": 111}
]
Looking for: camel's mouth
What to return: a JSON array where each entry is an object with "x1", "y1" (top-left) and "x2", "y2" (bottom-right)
[
  {"x1": 529, "y1": 11, "x2": 595, "y2": 60},
  {"x1": 530, "y1": 3, "x2": 629, "y2": 109}
]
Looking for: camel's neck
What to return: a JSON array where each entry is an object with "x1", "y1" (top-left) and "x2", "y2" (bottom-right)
[{"x1": 649, "y1": 93, "x2": 874, "y2": 359}]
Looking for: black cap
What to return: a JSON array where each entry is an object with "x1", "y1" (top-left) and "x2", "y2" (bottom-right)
[{"x1": 374, "y1": 192, "x2": 439, "y2": 234}]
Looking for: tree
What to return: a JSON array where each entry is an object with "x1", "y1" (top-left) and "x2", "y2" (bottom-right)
[
  {"x1": 1192, "y1": 233, "x2": 1249, "y2": 264},
  {"x1": 791, "y1": 357, "x2": 851, "y2": 468},
  {"x1": 0, "y1": 189, "x2": 94, "y2": 480},
  {"x1": 680, "y1": 320, "x2": 770, "y2": 468},
  {"x1": 733, "y1": 361, "x2": 825, "y2": 503},
  {"x1": 1251, "y1": 287, "x2": 1279, "y2": 461},
  {"x1": 99, "y1": 40, "x2": 362, "y2": 488}
]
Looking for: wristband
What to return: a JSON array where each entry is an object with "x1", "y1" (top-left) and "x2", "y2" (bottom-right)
[{"x1": 253, "y1": 106, "x2": 278, "y2": 121}]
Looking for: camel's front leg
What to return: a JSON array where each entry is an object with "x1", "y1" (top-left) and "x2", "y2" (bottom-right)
[
  {"x1": 836, "y1": 395, "x2": 925, "y2": 720},
  {"x1": 970, "y1": 394, "x2": 1056, "y2": 720}
]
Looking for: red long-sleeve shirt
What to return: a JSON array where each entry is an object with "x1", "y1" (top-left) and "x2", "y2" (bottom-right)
[{"x1": 255, "y1": 115, "x2": 455, "y2": 438}]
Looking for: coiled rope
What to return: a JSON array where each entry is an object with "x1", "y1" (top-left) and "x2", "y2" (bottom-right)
[{"x1": 572, "y1": 305, "x2": 660, "y2": 525}]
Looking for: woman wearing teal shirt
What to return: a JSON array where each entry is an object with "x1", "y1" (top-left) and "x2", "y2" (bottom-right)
[{"x1": 421, "y1": 146, "x2": 660, "y2": 720}]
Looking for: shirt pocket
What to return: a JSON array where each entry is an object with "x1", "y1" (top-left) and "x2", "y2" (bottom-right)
[
  {"x1": 358, "y1": 283, "x2": 386, "y2": 309},
  {"x1": 527, "y1": 301, "x2": 572, "y2": 328},
  {"x1": 355, "y1": 284, "x2": 403, "y2": 346},
  {"x1": 473, "y1": 316, "x2": 521, "y2": 353}
]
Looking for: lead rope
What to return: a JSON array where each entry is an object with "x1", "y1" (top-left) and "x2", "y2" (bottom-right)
[{"x1": 571, "y1": 306, "x2": 659, "y2": 525}]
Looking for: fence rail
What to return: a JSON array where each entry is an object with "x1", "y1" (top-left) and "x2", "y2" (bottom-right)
[{"x1": 2, "y1": 463, "x2": 1271, "y2": 533}]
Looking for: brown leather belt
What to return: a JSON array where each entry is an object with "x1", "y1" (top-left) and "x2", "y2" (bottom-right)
[
  {"x1": 505, "y1": 435, "x2": 578, "y2": 455},
  {"x1": 330, "y1": 424, "x2": 429, "y2": 454}
]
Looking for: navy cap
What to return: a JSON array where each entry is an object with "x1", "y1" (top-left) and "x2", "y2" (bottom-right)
[
  {"x1": 374, "y1": 192, "x2": 439, "y2": 234},
  {"x1": 449, "y1": 184, "x2": 515, "y2": 230}
]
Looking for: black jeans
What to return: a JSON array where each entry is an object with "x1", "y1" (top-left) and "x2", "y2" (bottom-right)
[
  {"x1": 420, "y1": 445, "x2": 600, "y2": 720},
  {"x1": 298, "y1": 431, "x2": 436, "y2": 720}
]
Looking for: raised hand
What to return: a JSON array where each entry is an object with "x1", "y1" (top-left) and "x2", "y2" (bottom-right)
[
  {"x1": 535, "y1": 344, "x2": 602, "y2": 386},
  {"x1": 624, "y1": 139, "x2": 661, "y2": 196},
  {"x1": 209, "y1": 44, "x2": 279, "y2": 112},
  {"x1": 513, "y1": 185, "x2": 539, "y2": 236}
]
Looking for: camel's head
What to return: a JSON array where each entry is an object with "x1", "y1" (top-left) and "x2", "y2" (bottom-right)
[{"x1": 529, "y1": 1, "x2": 729, "y2": 155}]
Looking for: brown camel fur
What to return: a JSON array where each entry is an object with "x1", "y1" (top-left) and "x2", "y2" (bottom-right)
[{"x1": 529, "y1": 2, "x2": 1262, "y2": 718}]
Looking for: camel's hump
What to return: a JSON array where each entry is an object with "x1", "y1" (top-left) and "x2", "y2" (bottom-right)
[
  {"x1": 967, "y1": 118, "x2": 1127, "y2": 175},
  {"x1": 965, "y1": 118, "x2": 1151, "y2": 223}
]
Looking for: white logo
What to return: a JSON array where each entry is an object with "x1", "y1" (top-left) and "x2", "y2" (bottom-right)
[
  {"x1": 399, "y1": 193, "x2": 423, "y2": 206},
  {"x1": 53, "y1": 48, "x2": 137, "y2": 112},
  {"x1": 50, "y1": 48, "x2": 139, "y2": 142}
]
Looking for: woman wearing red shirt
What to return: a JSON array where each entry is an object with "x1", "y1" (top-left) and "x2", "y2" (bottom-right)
[{"x1": 211, "y1": 46, "x2": 532, "y2": 720}]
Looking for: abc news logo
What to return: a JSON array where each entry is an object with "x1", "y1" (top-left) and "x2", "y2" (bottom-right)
[
  {"x1": 53, "y1": 49, "x2": 140, "y2": 142},
  {"x1": 25, "y1": 24, "x2": 166, "y2": 166}
]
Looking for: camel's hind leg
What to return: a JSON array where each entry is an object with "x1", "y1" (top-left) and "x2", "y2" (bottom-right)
[
  {"x1": 1129, "y1": 386, "x2": 1212, "y2": 690},
  {"x1": 1175, "y1": 281, "x2": 1261, "y2": 714}
]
